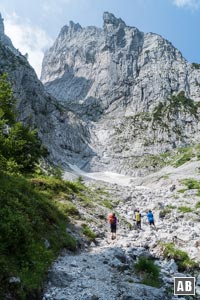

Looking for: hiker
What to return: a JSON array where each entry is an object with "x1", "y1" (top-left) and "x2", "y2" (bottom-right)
[
  {"x1": 147, "y1": 210, "x2": 156, "y2": 229},
  {"x1": 108, "y1": 212, "x2": 117, "y2": 240},
  {"x1": 170, "y1": 184, "x2": 176, "y2": 192},
  {"x1": 134, "y1": 209, "x2": 142, "y2": 230}
]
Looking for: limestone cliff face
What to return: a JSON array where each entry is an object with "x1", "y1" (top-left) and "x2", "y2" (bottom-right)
[
  {"x1": 41, "y1": 12, "x2": 200, "y2": 175},
  {"x1": 1, "y1": 12, "x2": 200, "y2": 175},
  {"x1": 0, "y1": 14, "x2": 90, "y2": 168}
]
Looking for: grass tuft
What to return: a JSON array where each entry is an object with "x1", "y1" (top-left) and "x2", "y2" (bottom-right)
[
  {"x1": 81, "y1": 224, "x2": 96, "y2": 241},
  {"x1": 161, "y1": 243, "x2": 198, "y2": 271},
  {"x1": 178, "y1": 206, "x2": 193, "y2": 213},
  {"x1": 134, "y1": 256, "x2": 161, "y2": 288}
]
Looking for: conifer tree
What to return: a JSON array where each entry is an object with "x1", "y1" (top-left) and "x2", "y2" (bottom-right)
[{"x1": 0, "y1": 74, "x2": 45, "y2": 173}]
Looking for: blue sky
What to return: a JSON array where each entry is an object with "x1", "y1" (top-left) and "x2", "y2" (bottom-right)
[{"x1": 0, "y1": 0, "x2": 199, "y2": 77}]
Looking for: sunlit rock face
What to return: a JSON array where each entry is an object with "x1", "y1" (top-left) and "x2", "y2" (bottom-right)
[
  {"x1": 40, "y1": 11, "x2": 200, "y2": 175},
  {"x1": 1, "y1": 12, "x2": 200, "y2": 175}
]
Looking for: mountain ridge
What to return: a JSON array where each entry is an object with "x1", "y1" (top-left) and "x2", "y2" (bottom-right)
[
  {"x1": 40, "y1": 11, "x2": 200, "y2": 175},
  {"x1": 0, "y1": 11, "x2": 200, "y2": 175},
  {"x1": 0, "y1": 14, "x2": 91, "y2": 169}
]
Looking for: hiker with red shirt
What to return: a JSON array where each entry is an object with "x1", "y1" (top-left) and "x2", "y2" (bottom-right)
[{"x1": 108, "y1": 212, "x2": 118, "y2": 240}]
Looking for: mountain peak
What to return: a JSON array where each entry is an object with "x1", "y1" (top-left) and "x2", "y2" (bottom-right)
[
  {"x1": 69, "y1": 20, "x2": 82, "y2": 31},
  {"x1": 0, "y1": 13, "x2": 5, "y2": 35},
  {"x1": 103, "y1": 12, "x2": 126, "y2": 27},
  {"x1": 0, "y1": 13, "x2": 21, "y2": 56}
]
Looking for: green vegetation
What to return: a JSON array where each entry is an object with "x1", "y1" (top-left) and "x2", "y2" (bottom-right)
[
  {"x1": 0, "y1": 74, "x2": 46, "y2": 174},
  {"x1": 159, "y1": 207, "x2": 172, "y2": 219},
  {"x1": 192, "y1": 62, "x2": 200, "y2": 69},
  {"x1": 128, "y1": 154, "x2": 167, "y2": 170},
  {"x1": 153, "y1": 92, "x2": 200, "y2": 124},
  {"x1": 181, "y1": 178, "x2": 200, "y2": 198},
  {"x1": 77, "y1": 175, "x2": 84, "y2": 183},
  {"x1": 120, "y1": 144, "x2": 198, "y2": 172},
  {"x1": 81, "y1": 224, "x2": 96, "y2": 241},
  {"x1": 166, "y1": 204, "x2": 177, "y2": 209},
  {"x1": 134, "y1": 256, "x2": 161, "y2": 287},
  {"x1": 171, "y1": 146, "x2": 195, "y2": 167},
  {"x1": 173, "y1": 153, "x2": 192, "y2": 167},
  {"x1": 128, "y1": 143, "x2": 198, "y2": 170},
  {"x1": 125, "y1": 111, "x2": 152, "y2": 123},
  {"x1": 0, "y1": 158, "x2": 103, "y2": 299},
  {"x1": 88, "y1": 184, "x2": 118, "y2": 209},
  {"x1": 182, "y1": 178, "x2": 200, "y2": 190},
  {"x1": 178, "y1": 206, "x2": 193, "y2": 213},
  {"x1": 161, "y1": 243, "x2": 198, "y2": 271},
  {"x1": 152, "y1": 102, "x2": 165, "y2": 122},
  {"x1": 100, "y1": 199, "x2": 113, "y2": 209},
  {"x1": 114, "y1": 90, "x2": 200, "y2": 171},
  {"x1": 161, "y1": 174, "x2": 170, "y2": 179},
  {"x1": 0, "y1": 75, "x2": 93, "y2": 299},
  {"x1": 195, "y1": 201, "x2": 200, "y2": 209},
  {"x1": 0, "y1": 173, "x2": 77, "y2": 300},
  {"x1": 2, "y1": 166, "x2": 116, "y2": 298},
  {"x1": 124, "y1": 92, "x2": 200, "y2": 132}
]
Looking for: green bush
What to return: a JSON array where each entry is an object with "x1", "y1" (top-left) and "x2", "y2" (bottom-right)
[
  {"x1": 56, "y1": 201, "x2": 80, "y2": 217},
  {"x1": 77, "y1": 175, "x2": 84, "y2": 183},
  {"x1": 161, "y1": 243, "x2": 197, "y2": 271},
  {"x1": 0, "y1": 172, "x2": 77, "y2": 300},
  {"x1": 81, "y1": 224, "x2": 96, "y2": 241},
  {"x1": 134, "y1": 256, "x2": 161, "y2": 287},
  {"x1": 30, "y1": 177, "x2": 69, "y2": 193}
]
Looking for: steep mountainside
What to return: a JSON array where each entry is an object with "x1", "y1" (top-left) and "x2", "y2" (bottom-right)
[
  {"x1": 41, "y1": 12, "x2": 200, "y2": 175},
  {"x1": 0, "y1": 14, "x2": 90, "y2": 168}
]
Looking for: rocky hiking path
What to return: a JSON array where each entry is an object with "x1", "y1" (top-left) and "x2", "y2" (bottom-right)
[
  {"x1": 42, "y1": 229, "x2": 166, "y2": 300},
  {"x1": 42, "y1": 217, "x2": 199, "y2": 300},
  {"x1": 43, "y1": 163, "x2": 200, "y2": 300}
]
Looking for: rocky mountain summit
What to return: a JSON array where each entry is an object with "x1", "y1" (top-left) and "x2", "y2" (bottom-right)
[
  {"x1": 1, "y1": 11, "x2": 200, "y2": 176},
  {"x1": 41, "y1": 12, "x2": 200, "y2": 175}
]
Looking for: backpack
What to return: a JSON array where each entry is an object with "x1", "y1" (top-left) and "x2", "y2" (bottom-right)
[
  {"x1": 109, "y1": 214, "x2": 116, "y2": 225},
  {"x1": 135, "y1": 212, "x2": 141, "y2": 222}
]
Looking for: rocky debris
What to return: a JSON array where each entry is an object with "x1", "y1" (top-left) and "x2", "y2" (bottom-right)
[
  {"x1": 43, "y1": 175, "x2": 200, "y2": 300},
  {"x1": 9, "y1": 277, "x2": 21, "y2": 284},
  {"x1": 43, "y1": 238, "x2": 165, "y2": 299}
]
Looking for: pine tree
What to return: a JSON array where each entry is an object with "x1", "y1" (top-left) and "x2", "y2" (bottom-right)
[{"x1": 0, "y1": 74, "x2": 45, "y2": 173}]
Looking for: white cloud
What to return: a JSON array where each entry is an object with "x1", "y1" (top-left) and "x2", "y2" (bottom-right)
[
  {"x1": 4, "y1": 12, "x2": 53, "y2": 78},
  {"x1": 173, "y1": 0, "x2": 200, "y2": 9}
]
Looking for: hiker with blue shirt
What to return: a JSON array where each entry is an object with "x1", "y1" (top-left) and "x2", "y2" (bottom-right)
[{"x1": 147, "y1": 210, "x2": 156, "y2": 229}]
